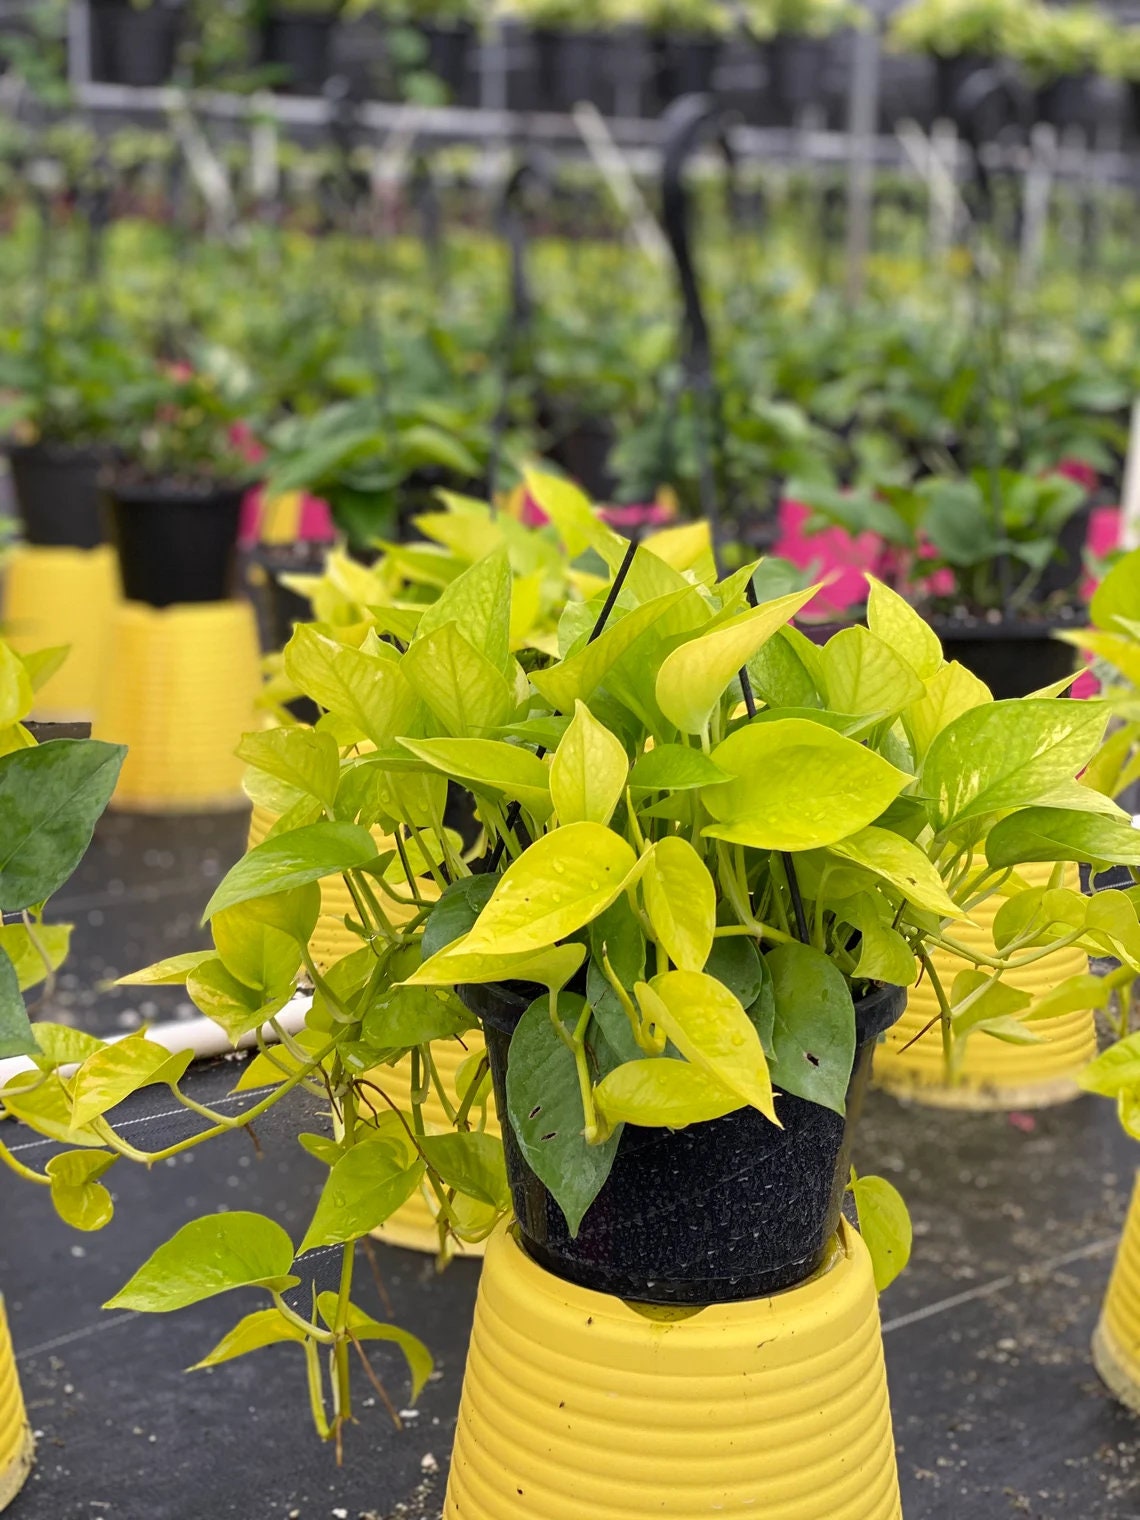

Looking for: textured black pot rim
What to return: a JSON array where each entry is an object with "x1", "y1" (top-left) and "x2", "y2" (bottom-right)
[
  {"x1": 931, "y1": 613, "x2": 1083, "y2": 641},
  {"x1": 104, "y1": 478, "x2": 250, "y2": 508},
  {"x1": 6, "y1": 438, "x2": 104, "y2": 465},
  {"x1": 462, "y1": 977, "x2": 904, "y2": 1048}
]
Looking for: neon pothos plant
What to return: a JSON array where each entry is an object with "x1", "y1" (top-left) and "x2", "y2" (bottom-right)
[{"x1": 6, "y1": 477, "x2": 1140, "y2": 1449}]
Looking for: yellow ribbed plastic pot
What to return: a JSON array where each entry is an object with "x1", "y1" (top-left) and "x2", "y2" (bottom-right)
[
  {"x1": 248, "y1": 803, "x2": 496, "y2": 1255},
  {"x1": 2, "y1": 544, "x2": 119, "y2": 720},
  {"x1": 95, "y1": 601, "x2": 261, "y2": 812},
  {"x1": 1094, "y1": 1172, "x2": 1140, "y2": 1411},
  {"x1": 0, "y1": 1298, "x2": 33, "y2": 1514},
  {"x1": 444, "y1": 1218, "x2": 901, "y2": 1520},
  {"x1": 874, "y1": 862, "x2": 1096, "y2": 1110}
]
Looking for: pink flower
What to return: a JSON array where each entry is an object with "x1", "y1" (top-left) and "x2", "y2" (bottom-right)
[{"x1": 774, "y1": 499, "x2": 881, "y2": 618}]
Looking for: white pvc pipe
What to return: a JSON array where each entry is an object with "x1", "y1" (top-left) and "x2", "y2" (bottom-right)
[{"x1": 0, "y1": 990, "x2": 313, "y2": 1091}]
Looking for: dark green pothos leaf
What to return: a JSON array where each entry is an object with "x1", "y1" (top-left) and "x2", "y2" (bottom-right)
[
  {"x1": 421, "y1": 874, "x2": 498, "y2": 959},
  {"x1": 506, "y1": 993, "x2": 623, "y2": 1237},
  {"x1": 0, "y1": 943, "x2": 34, "y2": 1059},
  {"x1": 0, "y1": 740, "x2": 125, "y2": 912},
  {"x1": 766, "y1": 941, "x2": 856, "y2": 1115}
]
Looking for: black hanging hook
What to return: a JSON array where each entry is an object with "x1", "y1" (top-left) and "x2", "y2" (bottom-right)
[
  {"x1": 485, "y1": 157, "x2": 549, "y2": 504},
  {"x1": 954, "y1": 66, "x2": 1029, "y2": 234},
  {"x1": 659, "y1": 93, "x2": 740, "y2": 566}
]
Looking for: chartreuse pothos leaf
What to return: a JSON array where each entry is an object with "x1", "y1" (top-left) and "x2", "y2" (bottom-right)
[
  {"x1": 190, "y1": 1307, "x2": 307, "y2": 1370},
  {"x1": 462, "y1": 823, "x2": 641, "y2": 956},
  {"x1": 923, "y1": 700, "x2": 1108, "y2": 831},
  {"x1": 106, "y1": 1213, "x2": 300, "y2": 1310},
  {"x1": 315, "y1": 1293, "x2": 433, "y2": 1399},
  {"x1": 0, "y1": 740, "x2": 125, "y2": 912},
  {"x1": 594, "y1": 1057, "x2": 741, "y2": 1128},
  {"x1": 641, "y1": 837, "x2": 715, "y2": 973},
  {"x1": 639, "y1": 970, "x2": 777, "y2": 1121},
  {"x1": 850, "y1": 1171, "x2": 912, "y2": 1292},
  {"x1": 235, "y1": 727, "x2": 341, "y2": 811},
  {"x1": 405, "y1": 938, "x2": 586, "y2": 992},
  {"x1": 398, "y1": 737, "x2": 552, "y2": 819},
  {"x1": 530, "y1": 587, "x2": 694, "y2": 713},
  {"x1": 212, "y1": 890, "x2": 316, "y2": 994},
  {"x1": 415, "y1": 547, "x2": 512, "y2": 673},
  {"x1": 70, "y1": 1036, "x2": 195, "y2": 1130},
  {"x1": 1090, "y1": 545, "x2": 1140, "y2": 634},
  {"x1": 362, "y1": 982, "x2": 475, "y2": 1047},
  {"x1": 0, "y1": 944, "x2": 34, "y2": 1059},
  {"x1": 0, "y1": 922, "x2": 70, "y2": 990},
  {"x1": 0, "y1": 642, "x2": 32, "y2": 727},
  {"x1": 1, "y1": 1070, "x2": 115, "y2": 1146},
  {"x1": 703, "y1": 719, "x2": 908, "y2": 852},
  {"x1": 420, "y1": 1132, "x2": 509, "y2": 1210},
  {"x1": 767, "y1": 942, "x2": 856, "y2": 1114},
  {"x1": 628, "y1": 745, "x2": 728, "y2": 793},
  {"x1": 903, "y1": 660, "x2": 991, "y2": 761},
  {"x1": 949, "y1": 970, "x2": 1033, "y2": 1040},
  {"x1": 507, "y1": 993, "x2": 623, "y2": 1235},
  {"x1": 549, "y1": 701, "x2": 628, "y2": 826},
  {"x1": 865, "y1": 574, "x2": 943, "y2": 680},
  {"x1": 656, "y1": 585, "x2": 819, "y2": 734},
  {"x1": 203, "y1": 822, "x2": 381, "y2": 919},
  {"x1": 187, "y1": 958, "x2": 292, "y2": 1042},
  {"x1": 821, "y1": 626, "x2": 926, "y2": 718},
  {"x1": 827, "y1": 826, "x2": 965, "y2": 917},
  {"x1": 1081, "y1": 1032, "x2": 1140, "y2": 1096},
  {"x1": 985, "y1": 807, "x2": 1140, "y2": 870},
  {"x1": 116, "y1": 950, "x2": 215, "y2": 987},
  {"x1": 299, "y1": 1138, "x2": 424, "y2": 1253},
  {"x1": 284, "y1": 625, "x2": 419, "y2": 746},
  {"x1": 401, "y1": 622, "x2": 515, "y2": 736},
  {"x1": 46, "y1": 1150, "x2": 116, "y2": 1231},
  {"x1": 30, "y1": 1022, "x2": 104, "y2": 1070}
]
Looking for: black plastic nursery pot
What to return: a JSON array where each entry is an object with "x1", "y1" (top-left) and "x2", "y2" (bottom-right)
[
  {"x1": 534, "y1": 29, "x2": 612, "y2": 116},
  {"x1": 421, "y1": 22, "x2": 476, "y2": 107},
  {"x1": 1035, "y1": 72, "x2": 1096, "y2": 131},
  {"x1": 89, "y1": 0, "x2": 181, "y2": 87},
  {"x1": 261, "y1": 11, "x2": 336, "y2": 94},
  {"x1": 7, "y1": 442, "x2": 105, "y2": 549},
  {"x1": 106, "y1": 481, "x2": 245, "y2": 608},
  {"x1": 767, "y1": 36, "x2": 829, "y2": 121},
  {"x1": 463, "y1": 979, "x2": 906, "y2": 1305},
  {"x1": 932, "y1": 616, "x2": 1077, "y2": 699},
  {"x1": 653, "y1": 33, "x2": 721, "y2": 111}
]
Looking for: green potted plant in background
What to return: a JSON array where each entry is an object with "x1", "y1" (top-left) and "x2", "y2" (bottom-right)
[
  {"x1": 102, "y1": 345, "x2": 259, "y2": 608},
  {"x1": 257, "y1": 0, "x2": 343, "y2": 93},
  {"x1": 888, "y1": 0, "x2": 1029, "y2": 119},
  {"x1": 1005, "y1": 1, "x2": 1116, "y2": 130},
  {"x1": 746, "y1": 0, "x2": 866, "y2": 125},
  {"x1": 796, "y1": 467, "x2": 1095, "y2": 695}
]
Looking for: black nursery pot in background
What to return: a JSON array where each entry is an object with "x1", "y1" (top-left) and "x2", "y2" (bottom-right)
[
  {"x1": 261, "y1": 11, "x2": 337, "y2": 94},
  {"x1": 767, "y1": 35, "x2": 829, "y2": 122},
  {"x1": 107, "y1": 481, "x2": 245, "y2": 608},
  {"x1": 89, "y1": 0, "x2": 181, "y2": 87},
  {"x1": 933, "y1": 618, "x2": 1076, "y2": 698},
  {"x1": 7, "y1": 443, "x2": 105, "y2": 549},
  {"x1": 1035, "y1": 72, "x2": 1096, "y2": 131},
  {"x1": 463, "y1": 979, "x2": 906, "y2": 1305}
]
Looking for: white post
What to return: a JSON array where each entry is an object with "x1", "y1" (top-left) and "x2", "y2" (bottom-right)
[
  {"x1": 1018, "y1": 121, "x2": 1056, "y2": 289},
  {"x1": 845, "y1": 18, "x2": 882, "y2": 304},
  {"x1": 572, "y1": 101, "x2": 670, "y2": 267},
  {"x1": 1119, "y1": 398, "x2": 1140, "y2": 550}
]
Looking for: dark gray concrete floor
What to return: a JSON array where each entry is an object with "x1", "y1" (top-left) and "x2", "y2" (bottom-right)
[{"x1": 2, "y1": 811, "x2": 1140, "y2": 1519}]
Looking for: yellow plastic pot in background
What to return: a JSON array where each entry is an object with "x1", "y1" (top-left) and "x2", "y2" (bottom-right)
[
  {"x1": 0, "y1": 1298, "x2": 33, "y2": 1514},
  {"x1": 874, "y1": 862, "x2": 1096, "y2": 1110},
  {"x1": 2, "y1": 544, "x2": 119, "y2": 720},
  {"x1": 444, "y1": 1218, "x2": 901, "y2": 1520},
  {"x1": 95, "y1": 601, "x2": 260, "y2": 813},
  {"x1": 1094, "y1": 1172, "x2": 1140, "y2": 1411},
  {"x1": 248, "y1": 803, "x2": 496, "y2": 1256}
]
